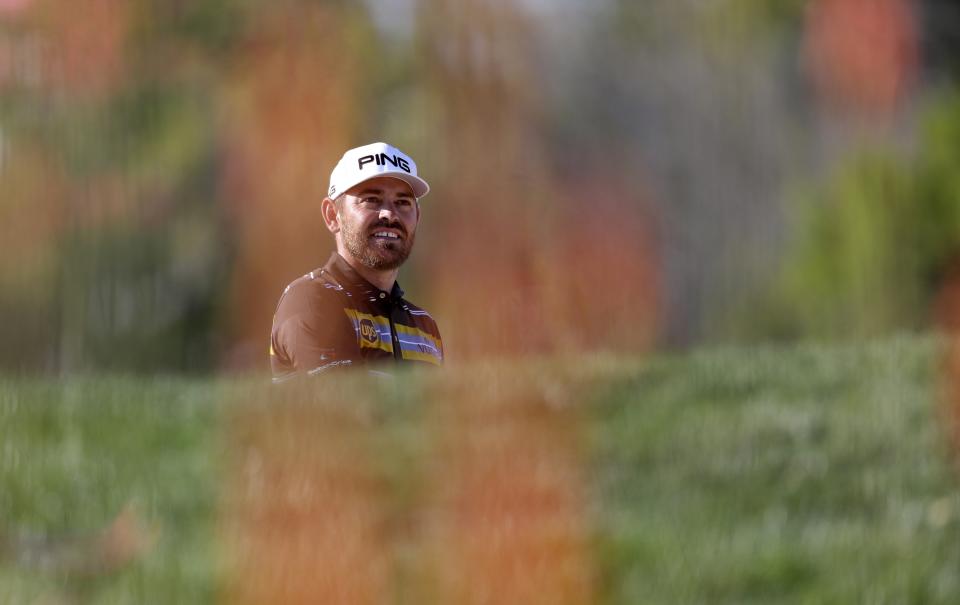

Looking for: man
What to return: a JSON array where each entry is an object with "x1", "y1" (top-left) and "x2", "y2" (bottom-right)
[{"x1": 269, "y1": 142, "x2": 443, "y2": 381}]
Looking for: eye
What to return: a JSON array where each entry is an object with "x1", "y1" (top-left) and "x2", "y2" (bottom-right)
[
  {"x1": 396, "y1": 198, "x2": 413, "y2": 208},
  {"x1": 361, "y1": 196, "x2": 381, "y2": 205}
]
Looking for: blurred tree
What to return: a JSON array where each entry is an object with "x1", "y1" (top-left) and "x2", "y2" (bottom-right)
[
  {"x1": 217, "y1": 0, "x2": 381, "y2": 369},
  {"x1": 770, "y1": 94, "x2": 960, "y2": 339},
  {"x1": 803, "y1": 0, "x2": 919, "y2": 119},
  {"x1": 0, "y1": 0, "x2": 243, "y2": 372},
  {"x1": 413, "y1": 0, "x2": 659, "y2": 358},
  {"x1": 552, "y1": 0, "x2": 806, "y2": 346},
  {"x1": 3, "y1": 0, "x2": 956, "y2": 370},
  {"x1": 922, "y1": 0, "x2": 960, "y2": 83},
  {"x1": 0, "y1": 0, "x2": 397, "y2": 372}
]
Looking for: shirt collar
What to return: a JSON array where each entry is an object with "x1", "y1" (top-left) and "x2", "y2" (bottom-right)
[{"x1": 325, "y1": 252, "x2": 405, "y2": 300}]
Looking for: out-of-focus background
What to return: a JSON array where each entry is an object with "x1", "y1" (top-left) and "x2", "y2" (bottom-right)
[
  {"x1": 2, "y1": 0, "x2": 958, "y2": 370},
  {"x1": 4, "y1": 0, "x2": 960, "y2": 603}
]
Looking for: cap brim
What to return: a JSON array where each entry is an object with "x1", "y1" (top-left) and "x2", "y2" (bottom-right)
[{"x1": 348, "y1": 172, "x2": 430, "y2": 199}]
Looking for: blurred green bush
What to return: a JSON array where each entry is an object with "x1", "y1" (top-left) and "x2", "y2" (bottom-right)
[{"x1": 764, "y1": 93, "x2": 960, "y2": 339}]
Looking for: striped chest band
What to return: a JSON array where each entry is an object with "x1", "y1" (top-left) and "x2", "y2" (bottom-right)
[{"x1": 342, "y1": 308, "x2": 442, "y2": 364}]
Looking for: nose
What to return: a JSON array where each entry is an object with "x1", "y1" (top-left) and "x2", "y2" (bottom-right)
[{"x1": 378, "y1": 201, "x2": 399, "y2": 221}]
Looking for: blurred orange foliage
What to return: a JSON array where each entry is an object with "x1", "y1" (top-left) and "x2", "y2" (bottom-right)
[
  {"x1": 222, "y1": 371, "x2": 596, "y2": 605},
  {"x1": 804, "y1": 0, "x2": 918, "y2": 118},
  {"x1": 936, "y1": 264, "x2": 960, "y2": 468},
  {"x1": 424, "y1": 374, "x2": 595, "y2": 605},
  {"x1": 30, "y1": 0, "x2": 130, "y2": 99},
  {"x1": 222, "y1": 391, "x2": 389, "y2": 604},
  {"x1": 418, "y1": 0, "x2": 660, "y2": 359},
  {"x1": 218, "y1": 4, "x2": 366, "y2": 367}
]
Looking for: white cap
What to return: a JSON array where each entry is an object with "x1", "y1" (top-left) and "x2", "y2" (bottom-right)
[{"x1": 327, "y1": 142, "x2": 430, "y2": 200}]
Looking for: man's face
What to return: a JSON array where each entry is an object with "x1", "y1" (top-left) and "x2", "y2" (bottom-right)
[{"x1": 335, "y1": 177, "x2": 420, "y2": 271}]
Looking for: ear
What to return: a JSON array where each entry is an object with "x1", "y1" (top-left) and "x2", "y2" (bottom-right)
[{"x1": 321, "y1": 197, "x2": 340, "y2": 234}]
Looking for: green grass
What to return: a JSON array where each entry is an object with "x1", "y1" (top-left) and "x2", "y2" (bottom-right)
[
  {"x1": 2, "y1": 335, "x2": 959, "y2": 603},
  {"x1": 0, "y1": 376, "x2": 219, "y2": 603},
  {"x1": 587, "y1": 336, "x2": 960, "y2": 603}
]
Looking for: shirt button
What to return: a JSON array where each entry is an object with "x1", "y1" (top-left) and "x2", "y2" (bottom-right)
[{"x1": 379, "y1": 293, "x2": 386, "y2": 299}]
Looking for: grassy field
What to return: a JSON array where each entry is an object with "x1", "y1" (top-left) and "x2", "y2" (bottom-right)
[{"x1": 2, "y1": 335, "x2": 959, "y2": 603}]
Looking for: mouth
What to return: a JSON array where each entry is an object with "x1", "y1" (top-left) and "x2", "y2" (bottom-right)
[{"x1": 370, "y1": 229, "x2": 404, "y2": 241}]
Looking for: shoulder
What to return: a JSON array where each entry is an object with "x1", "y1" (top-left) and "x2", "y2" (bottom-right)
[
  {"x1": 270, "y1": 267, "x2": 361, "y2": 377},
  {"x1": 401, "y1": 299, "x2": 441, "y2": 333},
  {"x1": 275, "y1": 268, "x2": 350, "y2": 320},
  {"x1": 401, "y1": 298, "x2": 436, "y2": 319}
]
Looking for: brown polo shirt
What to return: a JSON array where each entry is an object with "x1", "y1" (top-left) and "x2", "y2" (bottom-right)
[{"x1": 269, "y1": 252, "x2": 443, "y2": 382}]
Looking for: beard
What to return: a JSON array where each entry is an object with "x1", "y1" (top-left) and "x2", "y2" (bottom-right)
[{"x1": 340, "y1": 217, "x2": 416, "y2": 271}]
